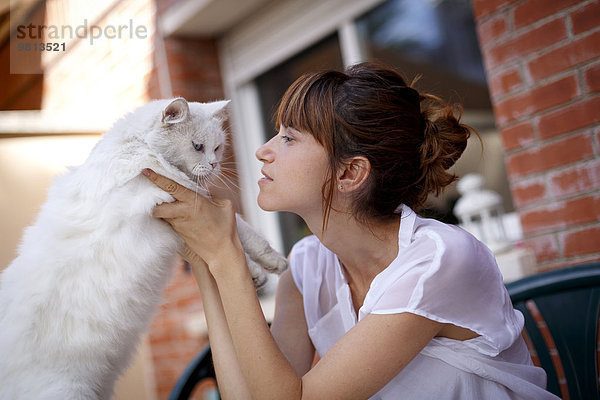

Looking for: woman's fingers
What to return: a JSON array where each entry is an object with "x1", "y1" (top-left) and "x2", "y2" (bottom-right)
[
  {"x1": 142, "y1": 168, "x2": 195, "y2": 203},
  {"x1": 142, "y1": 168, "x2": 243, "y2": 268},
  {"x1": 152, "y1": 201, "x2": 183, "y2": 219}
]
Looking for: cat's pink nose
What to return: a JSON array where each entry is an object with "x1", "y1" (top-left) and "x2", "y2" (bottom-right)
[{"x1": 210, "y1": 162, "x2": 217, "y2": 169}]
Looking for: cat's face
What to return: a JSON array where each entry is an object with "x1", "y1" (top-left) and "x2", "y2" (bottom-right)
[{"x1": 149, "y1": 98, "x2": 229, "y2": 181}]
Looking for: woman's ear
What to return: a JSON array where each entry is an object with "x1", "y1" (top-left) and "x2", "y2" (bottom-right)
[{"x1": 337, "y1": 156, "x2": 371, "y2": 192}]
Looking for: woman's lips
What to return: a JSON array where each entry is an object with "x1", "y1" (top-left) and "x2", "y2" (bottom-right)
[{"x1": 259, "y1": 169, "x2": 273, "y2": 184}]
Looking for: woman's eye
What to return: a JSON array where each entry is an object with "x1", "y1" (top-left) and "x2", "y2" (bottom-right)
[
  {"x1": 281, "y1": 135, "x2": 292, "y2": 143},
  {"x1": 193, "y1": 141, "x2": 204, "y2": 152}
]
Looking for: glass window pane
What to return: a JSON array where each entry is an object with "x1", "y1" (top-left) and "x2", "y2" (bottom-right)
[
  {"x1": 255, "y1": 34, "x2": 344, "y2": 254},
  {"x1": 357, "y1": 0, "x2": 490, "y2": 110}
]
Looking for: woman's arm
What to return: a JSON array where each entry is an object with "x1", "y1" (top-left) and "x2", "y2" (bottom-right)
[
  {"x1": 181, "y1": 245, "x2": 251, "y2": 400},
  {"x1": 210, "y1": 249, "x2": 443, "y2": 400},
  {"x1": 144, "y1": 170, "x2": 444, "y2": 399},
  {"x1": 187, "y1": 249, "x2": 315, "y2": 397},
  {"x1": 270, "y1": 269, "x2": 315, "y2": 376}
]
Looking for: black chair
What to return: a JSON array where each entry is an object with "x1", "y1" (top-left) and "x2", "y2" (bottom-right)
[
  {"x1": 506, "y1": 262, "x2": 600, "y2": 400},
  {"x1": 168, "y1": 345, "x2": 219, "y2": 400}
]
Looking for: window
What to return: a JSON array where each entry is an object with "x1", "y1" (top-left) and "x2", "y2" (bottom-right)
[{"x1": 356, "y1": 0, "x2": 490, "y2": 110}]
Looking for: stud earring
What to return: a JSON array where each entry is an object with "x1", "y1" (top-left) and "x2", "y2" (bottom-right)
[{"x1": 338, "y1": 184, "x2": 343, "y2": 190}]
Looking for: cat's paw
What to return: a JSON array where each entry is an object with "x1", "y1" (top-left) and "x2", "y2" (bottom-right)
[
  {"x1": 247, "y1": 256, "x2": 269, "y2": 290},
  {"x1": 252, "y1": 271, "x2": 269, "y2": 290},
  {"x1": 262, "y1": 253, "x2": 288, "y2": 274}
]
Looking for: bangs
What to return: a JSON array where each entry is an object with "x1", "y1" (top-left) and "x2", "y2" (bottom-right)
[{"x1": 275, "y1": 70, "x2": 346, "y2": 146}]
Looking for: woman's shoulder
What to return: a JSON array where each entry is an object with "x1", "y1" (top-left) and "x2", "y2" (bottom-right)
[
  {"x1": 414, "y1": 215, "x2": 476, "y2": 245},
  {"x1": 371, "y1": 215, "x2": 517, "y2": 355},
  {"x1": 412, "y1": 215, "x2": 494, "y2": 269}
]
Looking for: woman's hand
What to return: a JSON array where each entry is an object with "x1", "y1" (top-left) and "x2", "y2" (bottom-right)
[{"x1": 142, "y1": 168, "x2": 245, "y2": 270}]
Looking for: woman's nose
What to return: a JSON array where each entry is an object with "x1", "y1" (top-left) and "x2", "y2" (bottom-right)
[{"x1": 255, "y1": 137, "x2": 275, "y2": 162}]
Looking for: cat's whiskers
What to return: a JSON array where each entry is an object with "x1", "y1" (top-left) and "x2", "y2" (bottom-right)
[
  {"x1": 192, "y1": 174, "x2": 201, "y2": 211},
  {"x1": 192, "y1": 173, "x2": 211, "y2": 212},
  {"x1": 216, "y1": 165, "x2": 240, "y2": 188},
  {"x1": 214, "y1": 172, "x2": 241, "y2": 192},
  {"x1": 220, "y1": 161, "x2": 239, "y2": 168}
]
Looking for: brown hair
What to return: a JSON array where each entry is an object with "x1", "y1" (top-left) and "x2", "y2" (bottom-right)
[{"x1": 275, "y1": 62, "x2": 475, "y2": 230}]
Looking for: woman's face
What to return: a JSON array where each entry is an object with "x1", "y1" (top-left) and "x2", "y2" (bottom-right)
[{"x1": 255, "y1": 126, "x2": 330, "y2": 219}]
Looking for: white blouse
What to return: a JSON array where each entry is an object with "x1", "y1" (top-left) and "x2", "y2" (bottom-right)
[{"x1": 289, "y1": 204, "x2": 558, "y2": 399}]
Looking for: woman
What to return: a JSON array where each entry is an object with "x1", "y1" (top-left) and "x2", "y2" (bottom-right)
[{"x1": 143, "y1": 62, "x2": 558, "y2": 399}]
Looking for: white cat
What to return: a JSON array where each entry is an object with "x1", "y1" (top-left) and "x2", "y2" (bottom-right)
[{"x1": 0, "y1": 98, "x2": 288, "y2": 400}]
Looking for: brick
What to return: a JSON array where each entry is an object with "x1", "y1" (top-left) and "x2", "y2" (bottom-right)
[
  {"x1": 571, "y1": 0, "x2": 600, "y2": 35},
  {"x1": 512, "y1": 177, "x2": 547, "y2": 207},
  {"x1": 494, "y1": 75, "x2": 578, "y2": 125},
  {"x1": 472, "y1": 0, "x2": 519, "y2": 19},
  {"x1": 514, "y1": 0, "x2": 580, "y2": 29},
  {"x1": 523, "y1": 234, "x2": 560, "y2": 262},
  {"x1": 520, "y1": 195, "x2": 600, "y2": 234},
  {"x1": 175, "y1": 294, "x2": 202, "y2": 309},
  {"x1": 584, "y1": 63, "x2": 600, "y2": 94},
  {"x1": 527, "y1": 30, "x2": 600, "y2": 81},
  {"x1": 489, "y1": 67, "x2": 523, "y2": 97},
  {"x1": 549, "y1": 160, "x2": 600, "y2": 198},
  {"x1": 477, "y1": 13, "x2": 509, "y2": 46},
  {"x1": 506, "y1": 132, "x2": 594, "y2": 177},
  {"x1": 537, "y1": 96, "x2": 600, "y2": 139},
  {"x1": 484, "y1": 18, "x2": 567, "y2": 70},
  {"x1": 500, "y1": 121, "x2": 535, "y2": 151},
  {"x1": 562, "y1": 226, "x2": 600, "y2": 257}
]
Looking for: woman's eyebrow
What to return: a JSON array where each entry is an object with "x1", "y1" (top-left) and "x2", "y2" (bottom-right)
[{"x1": 286, "y1": 127, "x2": 303, "y2": 136}]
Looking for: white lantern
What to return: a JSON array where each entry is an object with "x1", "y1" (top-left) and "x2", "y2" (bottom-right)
[{"x1": 453, "y1": 174, "x2": 511, "y2": 253}]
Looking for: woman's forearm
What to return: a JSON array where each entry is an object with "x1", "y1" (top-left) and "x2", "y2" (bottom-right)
[
  {"x1": 209, "y1": 249, "x2": 303, "y2": 400},
  {"x1": 142, "y1": 170, "x2": 302, "y2": 397},
  {"x1": 191, "y1": 261, "x2": 252, "y2": 400}
]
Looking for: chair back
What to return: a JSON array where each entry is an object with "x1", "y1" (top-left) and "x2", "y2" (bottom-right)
[
  {"x1": 506, "y1": 262, "x2": 600, "y2": 400},
  {"x1": 168, "y1": 345, "x2": 219, "y2": 400}
]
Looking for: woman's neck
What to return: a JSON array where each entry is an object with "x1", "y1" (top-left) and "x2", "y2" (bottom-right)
[{"x1": 309, "y1": 212, "x2": 401, "y2": 292}]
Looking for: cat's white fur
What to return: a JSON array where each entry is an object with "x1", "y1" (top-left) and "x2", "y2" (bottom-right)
[{"x1": 0, "y1": 98, "x2": 287, "y2": 400}]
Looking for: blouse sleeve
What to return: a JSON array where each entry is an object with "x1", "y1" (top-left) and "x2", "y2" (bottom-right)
[{"x1": 368, "y1": 225, "x2": 524, "y2": 357}]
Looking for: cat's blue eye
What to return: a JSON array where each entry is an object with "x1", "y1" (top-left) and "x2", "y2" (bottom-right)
[{"x1": 193, "y1": 141, "x2": 204, "y2": 152}]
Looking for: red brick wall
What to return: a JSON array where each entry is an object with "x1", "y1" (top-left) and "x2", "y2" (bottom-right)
[{"x1": 473, "y1": 0, "x2": 600, "y2": 269}]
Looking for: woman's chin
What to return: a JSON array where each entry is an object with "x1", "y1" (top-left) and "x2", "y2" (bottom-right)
[{"x1": 257, "y1": 195, "x2": 276, "y2": 212}]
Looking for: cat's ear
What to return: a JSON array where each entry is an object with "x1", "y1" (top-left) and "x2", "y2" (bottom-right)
[
  {"x1": 206, "y1": 100, "x2": 230, "y2": 120},
  {"x1": 162, "y1": 98, "x2": 190, "y2": 124}
]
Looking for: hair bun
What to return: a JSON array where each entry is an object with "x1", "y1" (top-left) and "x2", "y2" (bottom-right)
[{"x1": 419, "y1": 94, "x2": 474, "y2": 198}]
